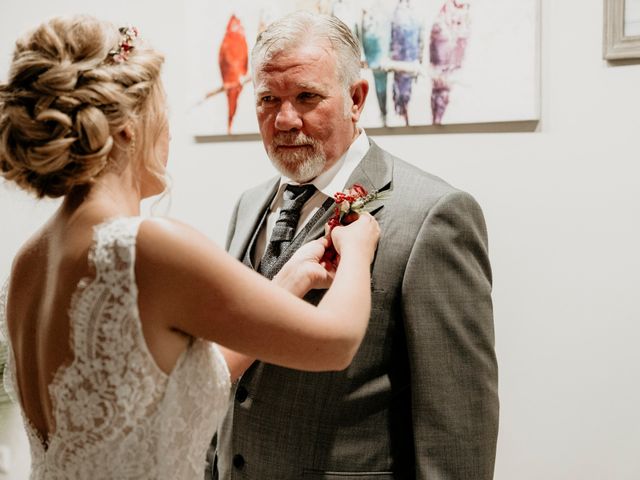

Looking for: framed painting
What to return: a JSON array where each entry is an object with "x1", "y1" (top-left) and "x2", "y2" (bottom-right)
[
  {"x1": 187, "y1": 0, "x2": 540, "y2": 137},
  {"x1": 604, "y1": 0, "x2": 640, "y2": 60}
]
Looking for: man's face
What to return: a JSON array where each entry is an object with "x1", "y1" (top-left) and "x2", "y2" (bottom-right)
[{"x1": 254, "y1": 42, "x2": 358, "y2": 183}]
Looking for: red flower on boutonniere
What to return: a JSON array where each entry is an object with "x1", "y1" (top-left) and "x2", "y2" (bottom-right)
[{"x1": 321, "y1": 183, "x2": 384, "y2": 267}]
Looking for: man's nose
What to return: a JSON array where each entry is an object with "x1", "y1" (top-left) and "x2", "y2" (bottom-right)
[{"x1": 274, "y1": 101, "x2": 302, "y2": 131}]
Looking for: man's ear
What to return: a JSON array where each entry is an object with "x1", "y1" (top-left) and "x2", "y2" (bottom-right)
[{"x1": 350, "y1": 79, "x2": 369, "y2": 123}]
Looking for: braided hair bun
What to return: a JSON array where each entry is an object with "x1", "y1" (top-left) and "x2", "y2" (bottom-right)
[{"x1": 0, "y1": 15, "x2": 164, "y2": 198}]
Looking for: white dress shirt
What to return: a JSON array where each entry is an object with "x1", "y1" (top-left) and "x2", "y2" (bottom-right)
[{"x1": 253, "y1": 130, "x2": 371, "y2": 265}]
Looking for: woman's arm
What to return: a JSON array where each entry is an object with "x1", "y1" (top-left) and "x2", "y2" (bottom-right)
[
  {"x1": 217, "y1": 346, "x2": 253, "y2": 381},
  {"x1": 135, "y1": 215, "x2": 378, "y2": 372},
  {"x1": 219, "y1": 238, "x2": 335, "y2": 380}
]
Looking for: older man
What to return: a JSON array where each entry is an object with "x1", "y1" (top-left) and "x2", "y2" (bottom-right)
[{"x1": 210, "y1": 11, "x2": 498, "y2": 480}]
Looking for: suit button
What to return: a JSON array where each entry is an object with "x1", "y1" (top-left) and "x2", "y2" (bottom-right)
[
  {"x1": 233, "y1": 454, "x2": 245, "y2": 469},
  {"x1": 235, "y1": 386, "x2": 248, "y2": 403}
]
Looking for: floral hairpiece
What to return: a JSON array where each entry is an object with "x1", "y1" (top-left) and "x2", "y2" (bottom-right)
[{"x1": 108, "y1": 26, "x2": 140, "y2": 63}]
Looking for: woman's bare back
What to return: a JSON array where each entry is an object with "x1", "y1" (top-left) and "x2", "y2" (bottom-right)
[
  {"x1": 5, "y1": 206, "x2": 193, "y2": 444},
  {"x1": 6, "y1": 215, "x2": 94, "y2": 443},
  {"x1": 2, "y1": 213, "x2": 232, "y2": 477}
]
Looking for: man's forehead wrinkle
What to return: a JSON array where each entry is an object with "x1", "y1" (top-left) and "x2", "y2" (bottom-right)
[
  {"x1": 258, "y1": 40, "x2": 334, "y2": 73},
  {"x1": 261, "y1": 54, "x2": 324, "y2": 73},
  {"x1": 255, "y1": 80, "x2": 326, "y2": 96},
  {"x1": 256, "y1": 65, "x2": 329, "y2": 93}
]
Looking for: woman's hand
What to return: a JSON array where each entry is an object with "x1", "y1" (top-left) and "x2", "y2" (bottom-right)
[
  {"x1": 330, "y1": 213, "x2": 380, "y2": 264},
  {"x1": 273, "y1": 237, "x2": 336, "y2": 298}
]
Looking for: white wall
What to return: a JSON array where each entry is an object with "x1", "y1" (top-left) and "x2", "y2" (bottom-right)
[{"x1": 0, "y1": 1, "x2": 639, "y2": 479}]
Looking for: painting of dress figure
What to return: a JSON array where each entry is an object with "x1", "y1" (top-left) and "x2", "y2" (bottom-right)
[{"x1": 187, "y1": 0, "x2": 539, "y2": 136}]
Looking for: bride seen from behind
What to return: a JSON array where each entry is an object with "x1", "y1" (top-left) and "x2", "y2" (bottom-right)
[{"x1": 0, "y1": 15, "x2": 379, "y2": 478}]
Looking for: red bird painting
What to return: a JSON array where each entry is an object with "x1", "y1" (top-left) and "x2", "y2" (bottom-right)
[{"x1": 219, "y1": 15, "x2": 248, "y2": 134}]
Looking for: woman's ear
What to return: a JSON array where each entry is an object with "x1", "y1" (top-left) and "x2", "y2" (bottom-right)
[{"x1": 120, "y1": 124, "x2": 134, "y2": 142}]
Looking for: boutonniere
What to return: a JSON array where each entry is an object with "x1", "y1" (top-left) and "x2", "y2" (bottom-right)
[{"x1": 322, "y1": 183, "x2": 385, "y2": 267}]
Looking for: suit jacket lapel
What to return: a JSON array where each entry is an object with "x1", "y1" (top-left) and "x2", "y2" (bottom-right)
[
  {"x1": 304, "y1": 140, "x2": 393, "y2": 241},
  {"x1": 346, "y1": 139, "x2": 393, "y2": 196},
  {"x1": 229, "y1": 178, "x2": 279, "y2": 259},
  {"x1": 302, "y1": 197, "x2": 338, "y2": 242},
  {"x1": 232, "y1": 140, "x2": 394, "y2": 256}
]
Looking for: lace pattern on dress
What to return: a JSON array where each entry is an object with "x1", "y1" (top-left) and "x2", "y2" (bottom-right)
[
  {"x1": 1, "y1": 217, "x2": 230, "y2": 479},
  {"x1": 0, "y1": 281, "x2": 15, "y2": 403}
]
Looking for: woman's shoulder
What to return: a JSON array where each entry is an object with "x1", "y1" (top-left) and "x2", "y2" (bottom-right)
[
  {"x1": 133, "y1": 217, "x2": 231, "y2": 339},
  {"x1": 138, "y1": 216, "x2": 193, "y2": 237},
  {"x1": 138, "y1": 217, "x2": 210, "y2": 251},
  {"x1": 136, "y1": 217, "x2": 224, "y2": 273},
  {"x1": 9, "y1": 232, "x2": 48, "y2": 299}
]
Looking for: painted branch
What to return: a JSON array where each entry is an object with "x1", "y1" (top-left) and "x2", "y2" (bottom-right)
[{"x1": 196, "y1": 75, "x2": 252, "y2": 106}]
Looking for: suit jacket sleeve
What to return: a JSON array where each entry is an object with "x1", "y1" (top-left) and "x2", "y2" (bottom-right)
[{"x1": 402, "y1": 191, "x2": 499, "y2": 479}]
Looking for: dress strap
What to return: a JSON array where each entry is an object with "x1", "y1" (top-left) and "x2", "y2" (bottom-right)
[
  {"x1": 89, "y1": 216, "x2": 145, "y2": 281},
  {"x1": 68, "y1": 216, "x2": 146, "y2": 362}
]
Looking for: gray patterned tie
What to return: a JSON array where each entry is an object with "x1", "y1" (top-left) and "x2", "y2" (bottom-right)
[{"x1": 258, "y1": 184, "x2": 316, "y2": 276}]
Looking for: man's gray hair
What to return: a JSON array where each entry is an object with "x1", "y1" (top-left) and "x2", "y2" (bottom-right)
[{"x1": 251, "y1": 11, "x2": 362, "y2": 90}]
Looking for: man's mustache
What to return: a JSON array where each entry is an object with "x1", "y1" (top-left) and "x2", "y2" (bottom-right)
[{"x1": 272, "y1": 133, "x2": 317, "y2": 147}]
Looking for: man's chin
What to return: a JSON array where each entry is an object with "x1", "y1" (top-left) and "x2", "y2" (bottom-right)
[{"x1": 269, "y1": 153, "x2": 326, "y2": 183}]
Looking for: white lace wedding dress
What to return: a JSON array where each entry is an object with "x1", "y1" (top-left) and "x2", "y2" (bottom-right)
[{"x1": 0, "y1": 217, "x2": 231, "y2": 479}]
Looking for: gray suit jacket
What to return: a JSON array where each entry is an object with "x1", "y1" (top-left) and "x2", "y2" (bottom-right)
[{"x1": 212, "y1": 141, "x2": 498, "y2": 479}]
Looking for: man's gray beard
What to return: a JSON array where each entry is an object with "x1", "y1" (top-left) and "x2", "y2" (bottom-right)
[
  {"x1": 269, "y1": 152, "x2": 326, "y2": 183},
  {"x1": 267, "y1": 137, "x2": 327, "y2": 183}
]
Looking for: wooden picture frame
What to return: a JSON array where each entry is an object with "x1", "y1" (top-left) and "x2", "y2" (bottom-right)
[{"x1": 604, "y1": 0, "x2": 640, "y2": 59}]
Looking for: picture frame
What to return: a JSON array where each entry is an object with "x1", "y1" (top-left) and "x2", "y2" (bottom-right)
[{"x1": 603, "y1": 0, "x2": 640, "y2": 59}]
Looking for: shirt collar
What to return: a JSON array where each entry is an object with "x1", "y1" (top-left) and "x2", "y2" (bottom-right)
[{"x1": 276, "y1": 129, "x2": 370, "y2": 200}]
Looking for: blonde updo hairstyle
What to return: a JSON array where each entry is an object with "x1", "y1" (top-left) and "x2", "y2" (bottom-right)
[{"x1": 0, "y1": 15, "x2": 166, "y2": 198}]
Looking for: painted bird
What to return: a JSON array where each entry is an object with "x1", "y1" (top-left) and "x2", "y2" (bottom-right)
[
  {"x1": 219, "y1": 14, "x2": 248, "y2": 134},
  {"x1": 362, "y1": 4, "x2": 392, "y2": 125},
  {"x1": 390, "y1": 0, "x2": 424, "y2": 126},
  {"x1": 429, "y1": 0, "x2": 471, "y2": 124}
]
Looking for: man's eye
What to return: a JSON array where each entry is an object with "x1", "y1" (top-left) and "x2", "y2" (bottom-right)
[
  {"x1": 298, "y1": 92, "x2": 319, "y2": 101},
  {"x1": 260, "y1": 96, "x2": 276, "y2": 104}
]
